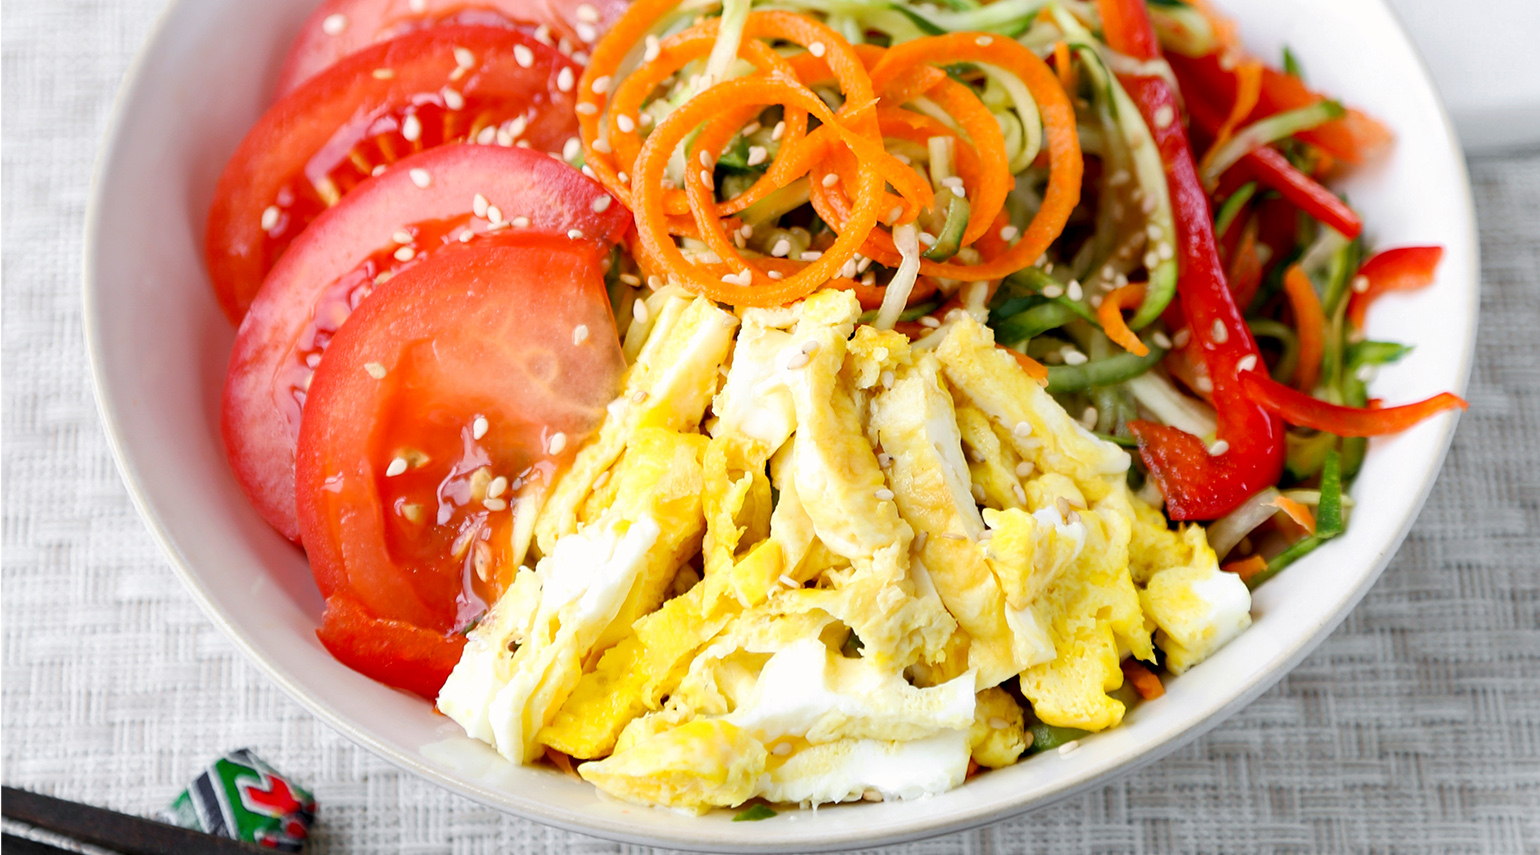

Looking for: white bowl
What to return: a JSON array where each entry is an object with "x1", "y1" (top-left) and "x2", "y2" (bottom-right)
[{"x1": 84, "y1": 0, "x2": 1477, "y2": 850}]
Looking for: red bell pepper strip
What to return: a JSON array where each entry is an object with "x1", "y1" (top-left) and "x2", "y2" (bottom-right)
[
  {"x1": 1239, "y1": 369, "x2": 1467, "y2": 436},
  {"x1": 1180, "y1": 76, "x2": 1363, "y2": 239},
  {"x1": 1100, "y1": 0, "x2": 1285, "y2": 520},
  {"x1": 1346, "y1": 246, "x2": 1443, "y2": 328}
]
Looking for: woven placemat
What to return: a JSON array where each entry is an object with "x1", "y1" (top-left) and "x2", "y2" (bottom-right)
[{"x1": 4, "y1": 2, "x2": 1537, "y2": 852}]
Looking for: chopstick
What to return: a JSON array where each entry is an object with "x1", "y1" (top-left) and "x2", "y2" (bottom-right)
[{"x1": 2, "y1": 787, "x2": 267, "y2": 855}]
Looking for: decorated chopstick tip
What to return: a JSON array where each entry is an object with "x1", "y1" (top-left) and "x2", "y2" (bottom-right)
[{"x1": 161, "y1": 748, "x2": 316, "y2": 852}]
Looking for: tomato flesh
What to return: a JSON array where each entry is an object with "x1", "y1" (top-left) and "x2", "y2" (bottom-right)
[
  {"x1": 295, "y1": 232, "x2": 623, "y2": 695},
  {"x1": 276, "y1": 0, "x2": 628, "y2": 97},
  {"x1": 206, "y1": 26, "x2": 583, "y2": 323},
  {"x1": 222, "y1": 144, "x2": 629, "y2": 541}
]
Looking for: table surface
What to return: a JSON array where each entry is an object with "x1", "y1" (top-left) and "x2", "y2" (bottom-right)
[{"x1": 4, "y1": 2, "x2": 1538, "y2": 853}]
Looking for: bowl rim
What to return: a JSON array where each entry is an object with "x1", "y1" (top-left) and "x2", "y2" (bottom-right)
[{"x1": 82, "y1": 0, "x2": 1479, "y2": 849}]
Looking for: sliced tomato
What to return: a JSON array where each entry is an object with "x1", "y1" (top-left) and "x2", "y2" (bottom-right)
[
  {"x1": 276, "y1": 0, "x2": 629, "y2": 97},
  {"x1": 206, "y1": 26, "x2": 582, "y2": 323},
  {"x1": 222, "y1": 144, "x2": 628, "y2": 541},
  {"x1": 294, "y1": 232, "x2": 623, "y2": 695},
  {"x1": 317, "y1": 591, "x2": 467, "y2": 700}
]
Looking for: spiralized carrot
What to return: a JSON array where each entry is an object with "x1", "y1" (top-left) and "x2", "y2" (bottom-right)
[
  {"x1": 1098, "y1": 283, "x2": 1150, "y2": 356},
  {"x1": 1269, "y1": 494, "x2": 1317, "y2": 535},
  {"x1": 1283, "y1": 264, "x2": 1326, "y2": 393},
  {"x1": 1221, "y1": 555, "x2": 1266, "y2": 583},
  {"x1": 1053, "y1": 40, "x2": 1075, "y2": 93}
]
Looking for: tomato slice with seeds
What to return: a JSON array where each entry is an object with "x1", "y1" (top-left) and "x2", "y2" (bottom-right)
[
  {"x1": 206, "y1": 26, "x2": 583, "y2": 324},
  {"x1": 222, "y1": 144, "x2": 628, "y2": 542},
  {"x1": 276, "y1": 0, "x2": 628, "y2": 98},
  {"x1": 295, "y1": 231, "x2": 623, "y2": 696}
]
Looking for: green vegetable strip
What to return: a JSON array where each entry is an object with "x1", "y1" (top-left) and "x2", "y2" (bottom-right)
[
  {"x1": 1027, "y1": 722, "x2": 1089, "y2": 753},
  {"x1": 1213, "y1": 181, "x2": 1257, "y2": 238},
  {"x1": 1046, "y1": 337, "x2": 1167, "y2": 392},
  {"x1": 1315, "y1": 450, "x2": 1344, "y2": 538},
  {"x1": 1200, "y1": 100, "x2": 1347, "y2": 187},
  {"x1": 993, "y1": 302, "x2": 1079, "y2": 344}
]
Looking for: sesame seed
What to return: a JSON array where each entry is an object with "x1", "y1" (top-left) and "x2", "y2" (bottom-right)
[
  {"x1": 1152, "y1": 331, "x2": 1173, "y2": 349},
  {"x1": 591, "y1": 194, "x2": 613, "y2": 214},
  {"x1": 402, "y1": 114, "x2": 422, "y2": 141},
  {"x1": 1015, "y1": 460, "x2": 1034, "y2": 477},
  {"x1": 486, "y1": 204, "x2": 504, "y2": 224},
  {"x1": 698, "y1": 169, "x2": 713, "y2": 189},
  {"x1": 567, "y1": 324, "x2": 589, "y2": 347},
  {"x1": 644, "y1": 35, "x2": 661, "y2": 62},
  {"x1": 1063, "y1": 349, "x2": 1088, "y2": 366},
  {"x1": 1352, "y1": 275, "x2": 1371, "y2": 293},
  {"x1": 877, "y1": 452, "x2": 893, "y2": 468},
  {"x1": 372, "y1": 164, "x2": 387, "y2": 176},
  {"x1": 971, "y1": 483, "x2": 986, "y2": 502},
  {"x1": 442, "y1": 87, "x2": 464, "y2": 110},
  {"x1": 512, "y1": 216, "x2": 530, "y2": 228},
  {"x1": 779, "y1": 573, "x2": 799, "y2": 588},
  {"x1": 913, "y1": 531, "x2": 928, "y2": 551},
  {"x1": 1056, "y1": 496, "x2": 1072, "y2": 517},
  {"x1": 785, "y1": 351, "x2": 811, "y2": 370},
  {"x1": 394, "y1": 246, "x2": 415, "y2": 262},
  {"x1": 1082, "y1": 406, "x2": 1099, "y2": 428},
  {"x1": 615, "y1": 113, "x2": 637, "y2": 134},
  {"x1": 1058, "y1": 740, "x2": 1080, "y2": 756},
  {"x1": 386, "y1": 457, "x2": 408, "y2": 477},
  {"x1": 371, "y1": 68, "x2": 394, "y2": 80},
  {"x1": 746, "y1": 145, "x2": 768, "y2": 166},
  {"x1": 632, "y1": 299, "x2": 649, "y2": 324},
  {"x1": 1237, "y1": 353, "x2": 1259, "y2": 373},
  {"x1": 261, "y1": 205, "x2": 280, "y2": 232},
  {"x1": 514, "y1": 45, "x2": 535, "y2": 68},
  {"x1": 557, "y1": 67, "x2": 575, "y2": 92},
  {"x1": 1208, "y1": 439, "x2": 1230, "y2": 456},
  {"x1": 576, "y1": 22, "x2": 598, "y2": 42},
  {"x1": 799, "y1": 250, "x2": 822, "y2": 261},
  {"x1": 772, "y1": 742, "x2": 793, "y2": 756},
  {"x1": 721, "y1": 269, "x2": 752, "y2": 287},
  {"x1": 989, "y1": 717, "x2": 1009, "y2": 730},
  {"x1": 920, "y1": 316, "x2": 941, "y2": 329},
  {"x1": 772, "y1": 121, "x2": 786, "y2": 141},
  {"x1": 575, "y1": 102, "x2": 598, "y2": 116},
  {"x1": 409, "y1": 168, "x2": 431, "y2": 188},
  {"x1": 1042, "y1": 284, "x2": 1064, "y2": 299},
  {"x1": 534, "y1": 24, "x2": 552, "y2": 44},
  {"x1": 472, "y1": 193, "x2": 489, "y2": 218},
  {"x1": 1211, "y1": 320, "x2": 1229, "y2": 343},
  {"x1": 483, "y1": 497, "x2": 508, "y2": 511},
  {"x1": 999, "y1": 225, "x2": 1019, "y2": 242},
  {"x1": 1154, "y1": 105, "x2": 1174, "y2": 129},
  {"x1": 1157, "y1": 242, "x2": 1174, "y2": 261},
  {"x1": 941, "y1": 532, "x2": 967, "y2": 541},
  {"x1": 575, "y1": 2, "x2": 600, "y2": 22},
  {"x1": 918, "y1": 232, "x2": 936, "y2": 247},
  {"x1": 976, "y1": 35, "x2": 994, "y2": 46},
  {"x1": 768, "y1": 270, "x2": 782, "y2": 279},
  {"x1": 567, "y1": 228, "x2": 585, "y2": 240},
  {"x1": 1172, "y1": 327, "x2": 1192, "y2": 347},
  {"x1": 562, "y1": 136, "x2": 582, "y2": 161},
  {"x1": 589, "y1": 75, "x2": 611, "y2": 97},
  {"x1": 364, "y1": 362, "x2": 387, "y2": 379},
  {"x1": 390, "y1": 230, "x2": 411, "y2": 245},
  {"x1": 1013, "y1": 483, "x2": 1028, "y2": 504},
  {"x1": 631, "y1": 389, "x2": 650, "y2": 403},
  {"x1": 458, "y1": 229, "x2": 474, "y2": 242},
  {"x1": 322, "y1": 13, "x2": 348, "y2": 35},
  {"x1": 880, "y1": 369, "x2": 895, "y2": 388},
  {"x1": 808, "y1": 41, "x2": 826, "y2": 57},
  {"x1": 548, "y1": 432, "x2": 567, "y2": 454},
  {"x1": 874, "y1": 488, "x2": 895, "y2": 501},
  {"x1": 821, "y1": 173, "x2": 840, "y2": 188},
  {"x1": 454, "y1": 46, "x2": 476, "y2": 68},
  {"x1": 616, "y1": 171, "x2": 630, "y2": 185},
  {"x1": 1067, "y1": 280, "x2": 1084, "y2": 301}
]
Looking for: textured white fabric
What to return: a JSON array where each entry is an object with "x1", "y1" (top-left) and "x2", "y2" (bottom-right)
[{"x1": 3, "y1": 2, "x2": 1538, "y2": 853}]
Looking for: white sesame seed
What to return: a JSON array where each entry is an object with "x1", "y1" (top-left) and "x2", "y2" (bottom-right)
[
  {"x1": 951, "y1": 185, "x2": 966, "y2": 197},
  {"x1": 771, "y1": 121, "x2": 786, "y2": 141},
  {"x1": 557, "y1": 67, "x2": 575, "y2": 92},
  {"x1": 390, "y1": 230, "x2": 412, "y2": 245},
  {"x1": 644, "y1": 35, "x2": 661, "y2": 62},
  {"x1": 1211, "y1": 319, "x2": 1229, "y2": 343},
  {"x1": 576, "y1": 21, "x2": 598, "y2": 42},
  {"x1": 1172, "y1": 327, "x2": 1192, "y2": 347},
  {"x1": 363, "y1": 362, "x2": 387, "y2": 379},
  {"x1": 591, "y1": 194, "x2": 613, "y2": 214},
  {"x1": 574, "y1": 2, "x2": 601, "y2": 23},
  {"x1": 1208, "y1": 439, "x2": 1230, "y2": 456},
  {"x1": 768, "y1": 270, "x2": 782, "y2": 279},
  {"x1": 874, "y1": 488, "x2": 895, "y2": 501},
  {"x1": 913, "y1": 531, "x2": 928, "y2": 551},
  {"x1": 877, "y1": 452, "x2": 893, "y2": 468},
  {"x1": 472, "y1": 193, "x2": 489, "y2": 218},
  {"x1": 575, "y1": 102, "x2": 598, "y2": 116},
  {"x1": 784, "y1": 351, "x2": 810, "y2": 370},
  {"x1": 1063, "y1": 349, "x2": 1088, "y2": 366},
  {"x1": 514, "y1": 45, "x2": 535, "y2": 68},
  {"x1": 321, "y1": 13, "x2": 348, "y2": 35},
  {"x1": 371, "y1": 68, "x2": 394, "y2": 80},
  {"x1": 1015, "y1": 460, "x2": 1034, "y2": 476},
  {"x1": 721, "y1": 269, "x2": 753, "y2": 287},
  {"x1": 512, "y1": 216, "x2": 530, "y2": 228},
  {"x1": 971, "y1": 483, "x2": 986, "y2": 502},
  {"x1": 1154, "y1": 104, "x2": 1174, "y2": 129},
  {"x1": 1237, "y1": 353, "x2": 1259, "y2": 373},
  {"x1": 808, "y1": 41, "x2": 826, "y2": 57},
  {"x1": 1042, "y1": 284, "x2": 1064, "y2": 299},
  {"x1": 1082, "y1": 407, "x2": 1099, "y2": 429},
  {"x1": 799, "y1": 250, "x2": 822, "y2": 262},
  {"x1": 485, "y1": 204, "x2": 504, "y2": 224},
  {"x1": 999, "y1": 225, "x2": 1019, "y2": 242},
  {"x1": 1067, "y1": 280, "x2": 1084, "y2": 301},
  {"x1": 572, "y1": 324, "x2": 590, "y2": 345},
  {"x1": 590, "y1": 75, "x2": 611, "y2": 96},
  {"x1": 772, "y1": 742, "x2": 793, "y2": 756},
  {"x1": 483, "y1": 497, "x2": 508, "y2": 511},
  {"x1": 918, "y1": 232, "x2": 936, "y2": 247},
  {"x1": 454, "y1": 46, "x2": 476, "y2": 68},
  {"x1": 402, "y1": 114, "x2": 422, "y2": 142},
  {"x1": 1352, "y1": 275, "x2": 1371, "y2": 294},
  {"x1": 261, "y1": 205, "x2": 280, "y2": 232},
  {"x1": 1058, "y1": 740, "x2": 1080, "y2": 756},
  {"x1": 1144, "y1": 251, "x2": 1161, "y2": 270},
  {"x1": 394, "y1": 246, "x2": 415, "y2": 262},
  {"x1": 567, "y1": 228, "x2": 585, "y2": 239},
  {"x1": 548, "y1": 432, "x2": 568, "y2": 454},
  {"x1": 632, "y1": 299, "x2": 649, "y2": 324},
  {"x1": 442, "y1": 87, "x2": 464, "y2": 110},
  {"x1": 1152, "y1": 331, "x2": 1173, "y2": 349},
  {"x1": 458, "y1": 229, "x2": 474, "y2": 242},
  {"x1": 779, "y1": 573, "x2": 799, "y2": 589},
  {"x1": 746, "y1": 145, "x2": 768, "y2": 167},
  {"x1": 562, "y1": 136, "x2": 582, "y2": 161},
  {"x1": 1195, "y1": 375, "x2": 1214, "y2": 394},
  {"x1": 386, "y1": 457, "x2": 408, "y2": 477},
  {"x1": 409, "y1": 168, "x2": 431, "y2": 188},
  {"x1": 410, "y1": 0, "x2": 426, "y2": 11},
  {"x1": 1157, "y1": 242, "x2": 1174, "y2": 261},
  {"x1": 920, "y1": 316, "x2": 941, "y2": 329},
  {"x1": 1013, "y1": 483, "x2": 1028, "y2": 504},
  {"x1": 698, "y1": 169, "x2": 713, "y2": 189},
  {"x1": 821, "y1": 173, "x2": 839, "y2": 188}
]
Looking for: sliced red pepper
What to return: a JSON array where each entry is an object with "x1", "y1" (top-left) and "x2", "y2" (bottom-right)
[
  {"x1": 1346, "y1": 246, "x2": 1443, "y2": 328},
  {"x1": 316, "y1": 593, "x2": 467, "y2": 700},
  {"x1": 1179, "y1": 71, "x2": 1362, "y2": 239},
  {"x1": 1238, "y1": 370, "x2": 1467, "y2": 436},
  {"x1": 1100, "y1": 0, "x2": 1285, "y2": 520}
]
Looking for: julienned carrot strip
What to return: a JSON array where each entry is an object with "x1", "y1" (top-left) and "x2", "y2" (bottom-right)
[
  {"x1": 1098, "y1": 283, "x2": 1150, "y2": 356},
  {"x1": 1221, "y1": 554, "x2": 1266, "y2": 583},
  {"x1": 1199, "y1": 59, "x2": 1262, "y2": 178},
  {"x1": 635, "y1": 76, "x2": 884, "y2": 306},
  {"x1": 1228, "y1": 218, "x2": 1263, "y2": 310},
  {"x1": 1053, "y1": 40, "x2": 1074, "y2": 93},
  {"x1": 1003, "y1": 347, "x2": 1050, "y2": 385},
  {"x1": 1282, "y1": 264, "x2": 1325, "y2": 393},
  {"x1": 869, "y1": 33, "x2": 1082, "y2": 281},
  {"x1": 1120, "y1": 658, "x2": 1165, "y2": 700},
  {"x1": 1269, "y1": 494, "x2": 1316, "y2": 535}
]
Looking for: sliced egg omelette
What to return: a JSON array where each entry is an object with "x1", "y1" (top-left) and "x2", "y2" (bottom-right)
[{"x1": 438, "y1": 289, "x2": 1252, "y2": 812}]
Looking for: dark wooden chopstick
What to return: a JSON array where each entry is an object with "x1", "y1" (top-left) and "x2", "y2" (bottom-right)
[
  {"x1": 2, "y1": 787, "x2": 267, "y2": 855},
  {"x1": 2, "y1": 833, "x2": 79, "y2": 855}
]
